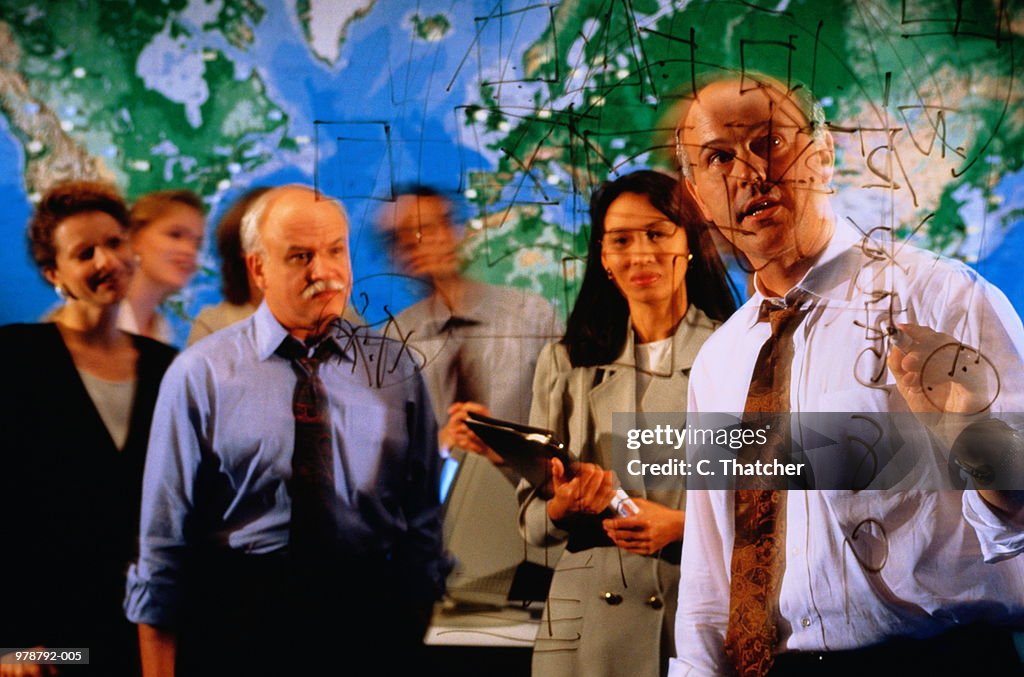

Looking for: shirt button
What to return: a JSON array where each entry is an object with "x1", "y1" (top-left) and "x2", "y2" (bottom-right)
[
  {"x1": 790, "y1": 546, "x2": 800, "y2": 556},
  {"x1": 800, "y1": 617, "x2": 812, "y2": 628},
  {"x1": 603, "y1": 592, "x2": 623, "y2": 605}
]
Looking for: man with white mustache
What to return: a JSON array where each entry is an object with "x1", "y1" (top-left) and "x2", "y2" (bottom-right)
[
  {"x1": 125, "y1": 185, "x2": 447, "y2": 676},
  {"x1": 301, "y1": 277, "x2": 346, "y2": 301}
]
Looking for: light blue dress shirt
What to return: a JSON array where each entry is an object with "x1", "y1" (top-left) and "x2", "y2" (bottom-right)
[{"x1": 125, "y1": 302, "x2": 445, "y2": 626}]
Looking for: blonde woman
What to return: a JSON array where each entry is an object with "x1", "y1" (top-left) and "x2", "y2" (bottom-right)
[{"x1": 122, "y1": 189, "x2": 205, "y2": 342}]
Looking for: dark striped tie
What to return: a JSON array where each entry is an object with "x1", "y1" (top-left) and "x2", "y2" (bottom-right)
[{"x1": 277, "y1": 336, "x2": 338, "y2": 567}]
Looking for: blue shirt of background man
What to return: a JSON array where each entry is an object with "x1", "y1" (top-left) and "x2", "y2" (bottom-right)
[{"x1": 125, "y1": 301, "x2": 446, "y2": 627}]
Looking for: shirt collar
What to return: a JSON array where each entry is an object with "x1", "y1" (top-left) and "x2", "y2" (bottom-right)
[
  {"x1": 457, "y1": 280, "x2": 490, "y2": 322},
  {"x1": 746, "y1": 219, "x2": 862, "y2": 328},
  {"x1": 426, "y1": 280, "x2": 486, "y2": 332},
  {"x1": 253, "y1": 301, "x2": 354, "y2": 362}
]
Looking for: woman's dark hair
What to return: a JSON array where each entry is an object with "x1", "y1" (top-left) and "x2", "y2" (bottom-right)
[
  {"x1": 562, "y1": 170, "x2": 738, "y2": 367},
  {"x1": 28, "y1": 180, "x2": 130, "y2": 274},
  {"x1": 216, "y1": 187, "x2": 271, "y2": 304}
]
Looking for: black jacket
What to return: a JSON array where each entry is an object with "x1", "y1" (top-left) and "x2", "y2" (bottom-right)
[{"x1": 0, "y1": 323, "x2": 176, "y2": 674}]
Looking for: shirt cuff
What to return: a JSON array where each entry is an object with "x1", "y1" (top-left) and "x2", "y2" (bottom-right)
[
  {"x1": 123, "y1": 563, "x2": 182, "y2": 627},
  {"x1": 962, "y1": 490, "x2": 1024, "y2": 562}
]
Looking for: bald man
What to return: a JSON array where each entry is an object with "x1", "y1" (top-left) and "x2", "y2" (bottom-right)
[
  {"x1": 125, "y1": 186, "x2": 447, "y2": 676},
  {"x1": 671, "y1": 76, "x2": 1024, "y2": 676}
]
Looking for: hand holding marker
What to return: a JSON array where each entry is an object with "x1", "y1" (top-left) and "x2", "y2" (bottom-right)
[{"x1": 543, "y1": 448, "x2": 640, "y2": 518}]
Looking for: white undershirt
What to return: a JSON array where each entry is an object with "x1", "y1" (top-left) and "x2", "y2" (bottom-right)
[
  {"x1": 78, "y1": 370, "x2": 136, "y2": 450},
  {"x1": 634, "y1": 335, "x2": 672, "y2": 406}
]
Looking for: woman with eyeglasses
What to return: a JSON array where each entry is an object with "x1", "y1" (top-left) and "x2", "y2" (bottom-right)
[
  {"x1": 519, "y1": 170, "x2": 737, "y2": 677},
  {"x1": 0, "y1": 181, "x2": 177, "y2": 676}
]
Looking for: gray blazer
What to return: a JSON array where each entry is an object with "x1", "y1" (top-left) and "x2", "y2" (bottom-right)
[{"x1": 518, "y1": 305, "x2": 718, "y2": 677}]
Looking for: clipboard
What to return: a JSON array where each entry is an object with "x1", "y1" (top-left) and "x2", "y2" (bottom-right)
[
  {"x1": 463, "y1": 411, "x2": 572, "y2": 488},
  {"x1": 463, "y1": 411, "x2": 640, "y2": 517}
]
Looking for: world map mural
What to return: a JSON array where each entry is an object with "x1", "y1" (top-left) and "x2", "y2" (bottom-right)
[{"x1": 0, "y1": 0, "x2": 1021, "y2": 344}]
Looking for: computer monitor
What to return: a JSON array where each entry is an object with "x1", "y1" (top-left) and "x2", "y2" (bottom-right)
[{"x1": 440, "y1": 451, "x2": 558, "y2": 607}]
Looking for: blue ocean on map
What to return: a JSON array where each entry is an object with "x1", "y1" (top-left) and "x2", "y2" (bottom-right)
[{"x1": 0, "y1": 0, "x2": 1021, "y2": 346}]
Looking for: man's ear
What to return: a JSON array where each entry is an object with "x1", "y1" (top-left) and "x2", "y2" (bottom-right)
[
  {"x1": 684, "y1": 177, "x2": 715, "y2": 223},
  {"x1": 246, "y1": 252, "x2": 267, "y2": 292},
  {"x1": 811, "y1": 129, "x2": 835, "y2": 187}
]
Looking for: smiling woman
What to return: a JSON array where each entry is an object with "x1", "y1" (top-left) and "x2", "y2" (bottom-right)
[
  {"x1": 123, "y1": 190, "x2": 206, "y2": 343},
  {"x1": 0, "y1": 180, "x2": 177, "y2": 676},
  {"x1": 517, "y1": 170, "x2": 738, "y2": 677}
]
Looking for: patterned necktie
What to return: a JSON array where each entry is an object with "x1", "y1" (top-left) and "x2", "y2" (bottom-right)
[
  {"x1": 277, "y1": 336, "x2": 338, "y2": 566},
  {"x1": 724, "y1": 299, "x2": 812, "y2": 677}
]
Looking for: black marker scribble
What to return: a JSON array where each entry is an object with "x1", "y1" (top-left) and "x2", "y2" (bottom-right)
[{"x1": 847, "y1": 517, "x2": 889, "y2": 573}]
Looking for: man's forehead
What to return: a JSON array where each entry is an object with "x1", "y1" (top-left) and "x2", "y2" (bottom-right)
[
  {"x1": 393, "y1": 194, "x2": 449, "y2": 225},
  {"x1": 682, "y1": 79, "x2": 808, "y2": 136},
  {"x1": 268, "y1": 188, "x2": 343, "y2": 216},
  {"x1": 265, "y1": 192, "x2": 347, "y2": 241}
]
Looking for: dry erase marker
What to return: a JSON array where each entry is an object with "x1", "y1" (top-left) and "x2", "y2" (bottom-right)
[
  {"x1": 888, "y1": 325, "x2": 914, "y2": 350},
  {"x1": 564, "y1": 460, "x2": 640, "y2": 516},
  {"x1": 610, "y1": 489, "x2": 640, "y2": 517}
]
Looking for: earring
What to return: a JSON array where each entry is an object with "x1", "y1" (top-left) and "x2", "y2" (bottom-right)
[
  {"x1": 687, "y1": 253, "x2": 693, "y2": 262},
  {"x1": 54, "y1": 284, "x2": 66, "y2": 300},
  {"x1": 606, "y1": 268, "x2": 614, "y2": 279}
]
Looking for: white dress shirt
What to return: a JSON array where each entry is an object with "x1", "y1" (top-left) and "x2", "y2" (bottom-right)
[
  {"x1": 669, "y1": 221, "x2": 1024, "y2": 676},
  {"x1": 118, "y1": 301, "x2": 173, "y2": 344}
]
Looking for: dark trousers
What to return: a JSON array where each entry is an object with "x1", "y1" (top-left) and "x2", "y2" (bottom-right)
[
  {"x1": 177, "y1": 551, "x2": 433, "y2": 676},
  {"x1": 767, "y1": 624, "x2": 1023, "y2": 677}
]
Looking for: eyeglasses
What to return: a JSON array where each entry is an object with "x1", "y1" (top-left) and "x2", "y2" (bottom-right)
[{"x1": 600, "y1": 221, "x2": 683, "y2": 253}]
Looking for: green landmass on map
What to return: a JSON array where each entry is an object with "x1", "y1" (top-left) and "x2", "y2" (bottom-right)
[
  {"x1": 462, "y1": 0, "x2": 1024, "y2": 301},
  {"x1": 0, "y1": 0, "x2": 1021, "y2": 319},
  {"x1": 409, "y1": 13, "x2": 452, "y2": 42},
  {"x1": 0, "y1": 0, "x2": 288, "y2": 201},
  {"x1": 205, "y1": 0, "x2": 265, "y2": 49}
]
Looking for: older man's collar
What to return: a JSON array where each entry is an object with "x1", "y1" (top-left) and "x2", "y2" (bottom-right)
[
  {"x1": 253, "y1": 301, "x2": 354, "y2": 362},
  {"x1": 254, "y1": 301, "x2": 290, "y2": 361}
]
